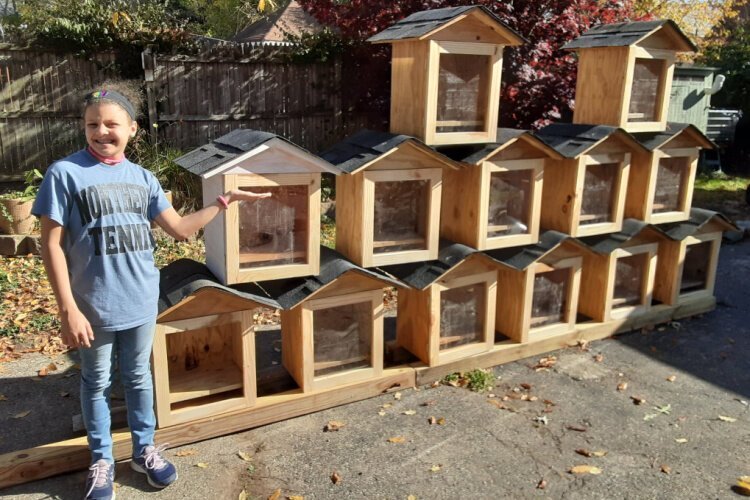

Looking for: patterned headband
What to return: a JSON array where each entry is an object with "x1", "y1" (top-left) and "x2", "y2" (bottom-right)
[{"x1": 84, "y1": 90, "x2": 136, "y2": 120}]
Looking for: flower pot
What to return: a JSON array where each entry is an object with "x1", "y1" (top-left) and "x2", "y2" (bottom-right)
[{"x1": 0, "y1": 198, "x2": 35, "y2": 235}]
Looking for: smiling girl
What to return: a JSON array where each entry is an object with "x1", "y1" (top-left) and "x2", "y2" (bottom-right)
[{"x1": 32, "y1": 81, "x2": 269, "y2": 500}]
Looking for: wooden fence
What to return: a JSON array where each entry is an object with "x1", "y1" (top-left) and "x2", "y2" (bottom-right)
[{"x1": 0, "y1": 44, "x2": 389, "y2": 179}]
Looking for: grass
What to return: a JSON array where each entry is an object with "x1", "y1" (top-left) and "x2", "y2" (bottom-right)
[{"x1": 692, "y1": 173, "x2": 750, "y2": 217}]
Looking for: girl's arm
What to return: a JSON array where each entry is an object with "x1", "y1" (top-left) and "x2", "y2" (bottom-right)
[
  {"x1": 40, "y1": 216, "x2": 95, "y2": 348},
  {"x1": 154, "y1": 189, "x2": 270, "y2": 241}
]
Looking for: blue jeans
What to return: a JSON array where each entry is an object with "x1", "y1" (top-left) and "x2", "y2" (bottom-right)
[{"x1": 79, "y1": 321, "x2": 156, "y2": 464}]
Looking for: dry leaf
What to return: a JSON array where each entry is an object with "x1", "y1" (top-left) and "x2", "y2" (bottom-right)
[
  {"x1": 631, "y1": 396, "x2": 646, "y2": 405},
  {"x1": 675, "y1": 438, "x2": 688, "y2": 443},
  {"x1": 736, "y1": 476, "x2": 750, "y2": 496},
  {"x1": 0, "y1": 394, "x2": 8, "y2": 401},
  {"x1": 436, "y1": 417, "x2": 446, "y2": 425},
  {"x1": 381, "y1": 403, "x2": 393, "y2": 409},
  {"x1": 408, "y1": 496, "x2": 417, "y2": 500},
  {"x1": 378, "y1": 411, "x2": 386, "y2": 417},
  {"x1": 566, "y1": 425, "x2": 587, "y2": 432},
  {"x1": 487, "y1": 399, "x2": 507, "y2": 410},
  {"x1": 718, "y1": 415, "x2": 737, "y2": 423},
  {"x1": 324, "y1": 420, "x2": 345, "y2": 432},
  {"x1": 666, "y1": 375, "x2": 677, "y2": 382},
  {"x1": 195, "y1": 462, "x2": 209, "y2": 468},
  {"x1": 420, "y1": 400, "x2": 436, "y2": 407},
  {"x1": 617, "y1": 382, "x2": 628, "y2": 392},
  {"x1": 12, "y1": 410, "x2": 31, "y2": 419},
  {"x1": 387, "y1": 436, "x2": 406, "y2": 444},
  {"x1": 237, "y1": 451, "x2": 253, "y2": 462},
  {"x1": 175, "y1": 449, "x2": 198, "y2": 457},
  {"x1": 520, "y1": 383, "x2": 532, "y2": 390},
  {"x1": 268, "y1": 489, "x2": 281, "y2": 500},
  {"x1": 394, "y1": 392, "x2": 402, "y2": 401},
  {"x1": 660, "y1": 465, "x2": 671, "y2": 474},
  {"x1": 238, "y1": 490, "x2": 248, "y2": 500},
  {"x1": 593, "y1": 354, "x2": 604, "y2": 363},
  {"x1": 575, "y1": 449, "x2": 607, "y2": 458},
  {"x1": 429, "y1": 465, "x2": 441, "y2": 473},
  {"x1": 569, "y1": 465, "x2": 602, "y2": 475},
  {"x1": 402, "y1": 410, "x2": 416, "y2": 416},
  {"x1": 288, "y1": 496, "x2": 304, "y2": 500},
  {"x1": 428, "y1": 416, "x2": 437, "y2": 425},
  {"x1": 536, "y1": 479, "x2": 547, "y2": 490},
  {"x1": 330, "y1": 471, "x2": 342, "y2": 484},
  {"x1": 59, "y1": 391, "x2": 70, "y2": 398}
]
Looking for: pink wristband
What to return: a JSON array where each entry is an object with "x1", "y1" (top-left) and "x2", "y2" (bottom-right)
[{"x1": 217, "y1": 195, "x2": 229, "y2": 209}]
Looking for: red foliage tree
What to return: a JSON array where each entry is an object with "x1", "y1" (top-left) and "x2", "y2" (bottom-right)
[{"x1": 299, "y1": 0, "x2": 639, "y2": 129}]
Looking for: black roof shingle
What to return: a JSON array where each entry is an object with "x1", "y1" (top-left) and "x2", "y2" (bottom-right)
[{"x1": 562, "y1": 20, "x2": 696, "y2": 51}]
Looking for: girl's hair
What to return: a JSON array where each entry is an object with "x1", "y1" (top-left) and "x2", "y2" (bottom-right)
[{"x1": 82, "y1": 79, "x2": 144, "y2": 121}]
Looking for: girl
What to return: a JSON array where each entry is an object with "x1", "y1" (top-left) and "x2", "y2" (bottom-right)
[{"x1": 33, "y1": 81, "x2": 269, "y2": 500}]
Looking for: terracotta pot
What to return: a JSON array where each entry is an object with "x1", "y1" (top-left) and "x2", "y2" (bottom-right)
[{"x1": 0, "y1": 197, "x2": 35, "y2": 235}]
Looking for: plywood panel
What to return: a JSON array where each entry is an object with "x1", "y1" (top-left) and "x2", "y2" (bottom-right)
[
  {"x1": 540, "y1": 158, "x2": 577, "y2": 233},
  {"x1": 389, "y1": 41, "x2": 429, "y2": 138},
  {"x1": 334, "y1": 174, "x2": 364, "y2": 264},
  {"x1": 573, "y1": 47, "x2": 630, "y2": 126}
]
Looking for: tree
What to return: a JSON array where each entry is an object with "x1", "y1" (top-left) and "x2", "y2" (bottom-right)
[
  {"x1": 298, "y1": 0, "x2": 639, "y2": 129},
  {"x1": 178, "y1": 0, "x2": 280, "y2": 39}
]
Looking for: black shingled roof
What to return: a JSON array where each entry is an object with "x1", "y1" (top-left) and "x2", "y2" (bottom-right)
[
  {"x1": 483, "y1": 230, "x2": 583, "y2": 270},
  {"x1": 459, "y1": 128, "x2": 528, "y2": 164},
  {"x1": 254, "y1": 246, "x2": 401, "y2": 310},
  {"x1": 632, "y1": 123, "x2": 714, "y2": 151},
  {"x1": 533, "y1": 123, "x2": 624, "y2": 158},
  {"x1": 576, "y1": 219, "x2": 653, "y2": 254},
  {"x1": 158, "y1": 258, "x2": 280, "y2": 314},
  {"x1": 378, "y1": 241, "x2": 479, "y2": 290},
  {"x1": 321, "y1": 129, "x2": 456, "y2": 173},
  {"x1": 651, "y1": 208, "x2": 737, "y2": 241},
  {"x1": 562, "y1": 20, "x2": 696, "y2": 52},
  {"x1": 367, "y1": 5, "x2": 524, "y2": 44},
  {"x1": 174, "y1": 129, "x2": 306, "y2": 177}
]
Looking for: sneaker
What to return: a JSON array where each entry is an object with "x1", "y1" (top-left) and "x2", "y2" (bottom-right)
[
  {"x1": 84, "y1": 459, "x2": 115, "y2": 500},
  {"x1": 130, "y1": 444, "x2": 178, "y2": 488}
]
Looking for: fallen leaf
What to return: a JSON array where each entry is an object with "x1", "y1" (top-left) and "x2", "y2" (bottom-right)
[
  {"x1": 437, "y1": 417, "x2": 446, "y2": 425},
  {"x1": 488, "y1": 400, "x2": 506, "y2": 410},
  {"x1": 381, "y1": 403, "x2": 393, "y2": 409},
  {"x1": 330, "y1": 471, "x2": 342, "y2": 484},
  {"x1": 237, "y1": 451, "x2": 253, "y2": 462},
  {"x1": 644, "y1": 413, "x2": 658, "y2": 421},
  {"x1": 520, "y1": 383, "x2": 532, "y2": 390},
  {"x1": 593, "y1": 354, "x2": 604, "y2": 363},
  {"x1": 566, "y1": 425, "x2": 587, "y2": 432},
  {"x1": 407, "y1": 496, "x2": 417, "y2": 500},
  {"x1": 420, "y1": 400, "x2": 436, "y2": 407},
  {"x1": 655, "y1": 404, "x2": 672, "y2": 415},
  {"x1": 675, "y1": 438, "x2": 688, "y2": 443},
  {"x1": 666, "y1": 375, "x2": 677, "y2": 382},
  {"x1": 387, "y1": 436, "x2": 406, "y2": 443},
  {"x1": 428, "y1": 416, "x2": 437, "y2": 425},
  {"x1": 660, "y1": 464, "x2": 671, "y2": 474},
  {"x1": 533, "y1": 416, "x2": 548, "y2": 425},
  {"x1": 324, "y1": 420, "x2": 345, "y2": 432},
  {"x1": 718, "y1": 415, "x2": 737, "y2": 423},
  {"x1": 378, "y1": 411, "x2": 386, "y2": 417},
  {"x1": 0, "y1": 394, "x2": 8, "y2": 401},
  {"x1": 429, "y1": 464, "x2": 441, "y2": 473},
  {"x1": 12, "y1": 410, "x2": 31, "y2": 419},
  {"x1": 536, "y1": 479, "x2": 547, "y2": 490},
  {"x1": 268, "y1": 489, "x2": 282, "y2": 500},
  {"x1": 288, "y1": 496, "x2": 304, "y2": 500},
  {"x1": 533, "y1": 356, "x2": 557, "y2": 370},
  {"x1": 736, "y1": 476, "x2": 750, "y2": 496},
  {"x1": 569, "y1": 465, "x2": 602, "y2": 475},
  {"x1": 59, "y1": 391, "x2": 69, "y2": 398},
  {"x1": 617, "y1": 382, "x2": 628, "y2": 392},
  {"x1": 195, "y1": 462, "x2": 209, "y2": 468},
  {"x1": 575, "y1": 449, "x2": 607, "y2": 458},
  {"x1": 631, "y1": 396, "x2": 646, "y2": 405},
  {"x1": 402, "y1": 410, "x2": 416, "y2": 416},
  {"x1": 175, "y1": 449, "x2": 198, "y2": 457},
  {"x1": 238, "y1": 490, "x2": 248, "y2": 500},
  {"x1": 394, "y1": 392, "x2": 402, "y2": 401}
]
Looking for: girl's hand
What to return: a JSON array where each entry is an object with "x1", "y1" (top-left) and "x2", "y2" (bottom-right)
[
  {"x1": 61, "y1": 308, "x2": 95, "y2": 348},
  {"x1": 226, "y1": 189, "x2": 272, "y2": 203}
]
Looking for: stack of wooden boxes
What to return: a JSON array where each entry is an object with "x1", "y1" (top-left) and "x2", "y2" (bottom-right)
[{"x1": 157, "y1": 7, "x2": 735, "y2": 429}]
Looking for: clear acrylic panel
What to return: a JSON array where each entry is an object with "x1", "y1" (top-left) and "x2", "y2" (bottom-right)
[
  {"x1": 487, "y1": 170, "x2": 532, "y2": 238},
  {"x1": 439, "y1": 283, "x2": 486, "y2": 351},
  {"x1": 373, "y1": 180, "x2": 429, "y2": 253},
  {"x1": 531, "y1": 268, "x2": 569, "y2": 328},
  {"x1": 581, "y1": 163, "x2": 618, "y2": 225},
  {"x1": 613, "y1": 253, "x2": 649, "y2": 307},
  {"x1": 313, "y1": 301, "x2": 372, "y2": 378},
  {"x1": 681, "y1": 241, "x2": 711, "y2": 293},
  {"x1": 238, "y1": 185, "x2": 308, "y2": 268},
  {"x1": 653, "y1": 157, "x2": 687, "y2": 213},
  {"x1": 629, "y1": 58, "x2": 662, "y2": 122},
  {"x1": 436, "y1": 53, "x2": 490, "y2": 133}
]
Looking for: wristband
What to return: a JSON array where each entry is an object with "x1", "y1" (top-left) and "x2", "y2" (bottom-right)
[{"x1": 217, "y1": 195, "x2": 229, "y2": 210}]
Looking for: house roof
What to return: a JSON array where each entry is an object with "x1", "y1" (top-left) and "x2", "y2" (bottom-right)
[
  {"x1": 256, "y1": 246, "x2": 401, "y2": 309},
  {"x1": 576, "y1": 219, "x2": 655, "y2": 254},
  {"x1": 650, "y1": 208, "x2": 738, "y2": 240},
  {"x1": 458, "y1": 128, "x2": 563, "y2": 164},
  {"x1": 232, "y1": 0, "x2": 325, "y2": 43},
  {"x1": 367, "y1": 5, "x2": 525, "y2": 45},
  {"x1": 483, "y1": 230, "x2": 583, "y2": 270},
  {"x1": 158, "y1": 258, "x2": 280, "y2": 314},
  {"x1": 320, "y1": 129, "x2": 459, "y2": 174},
  {"x1": 533, "y1": 123, "x2": 645, "y2": 158},
  {"x1": 632, "y1": 123, "x2": 715, "y2": 151},
  {"x1": 174, "y1": 128, "x2": 335, "y2": 177},
  {"x1": 377, "y1": 241, "x2": 480, "y2": 290},
  {"x1": 562, "y1": 19, "x2": 696, "y2": 52}
]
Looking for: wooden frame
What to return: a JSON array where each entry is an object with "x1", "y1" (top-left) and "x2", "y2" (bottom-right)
[
  {"x1": 496, "y1": 250, "x2": 583, "y2": 343},
  {"x1": 281, "y1": 287, "x2": 384, "y2": 392},
  {"x1": 152, "y1": 311, "x2": 256, "y2": 427},
  {"x1": 572, "y1": 46, "x2": 676, "y2": 132},
  {"x1": 440, "y1": 134, "x2": 555, "y2": 250},
  {"x1": 579, "y1": 242, "x2": 658, "y2": 322},
  {"x1": 626, "y1": 145, "x2": 700, "y2": 224},
  {"x1": 397, "y1": 261, "x2": 497, "y2": 366},
  {"x1": 542, "y1": 152, "x2": 630, "y2": 237},
  {"x1": 653, "y1": 232, "x2": 722, "y2": 306}
]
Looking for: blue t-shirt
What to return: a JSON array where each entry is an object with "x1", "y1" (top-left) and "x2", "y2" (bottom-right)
[{"x1": 32, "y1": 149, "x2": 171, "y2": 331}]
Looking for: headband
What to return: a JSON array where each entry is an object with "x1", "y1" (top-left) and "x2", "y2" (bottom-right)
[{"x1": 84, "y1": 90, "x2": 136, "y2": 120}]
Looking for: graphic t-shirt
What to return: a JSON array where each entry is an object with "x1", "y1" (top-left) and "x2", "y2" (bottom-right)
[{"x1": 32, "y1": 149, "x2": 171, "y2": 331}]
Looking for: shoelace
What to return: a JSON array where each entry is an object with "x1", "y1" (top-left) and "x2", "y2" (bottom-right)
[
  {"x1": 85, "y1": 461, "x2": 111, "y2": 498},
  {"x1": 142, "y1": 443, "x2": 170, "y2": 471}
]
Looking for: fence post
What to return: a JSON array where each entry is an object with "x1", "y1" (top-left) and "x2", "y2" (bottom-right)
[{"x1": 141, "y1": 48, "x2": 158, "y2": 143}]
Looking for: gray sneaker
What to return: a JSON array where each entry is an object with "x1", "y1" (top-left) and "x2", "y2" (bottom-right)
[{"x1": 83, "y1": 459, "x2": 115, "y2": 500}]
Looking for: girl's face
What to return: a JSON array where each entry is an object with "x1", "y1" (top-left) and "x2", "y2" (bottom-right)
[{"x1": 84, "y1": 102, "x2": 137, "y2": 158}]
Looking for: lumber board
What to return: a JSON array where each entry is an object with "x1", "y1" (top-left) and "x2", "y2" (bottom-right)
[{"x1": 0, "y1": 368, "x2": 415, "y2": 489}]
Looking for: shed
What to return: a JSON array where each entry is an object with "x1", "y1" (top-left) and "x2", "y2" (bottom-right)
[{"x1": 368, "y1": 5, "x2": 525, "y2": 146}]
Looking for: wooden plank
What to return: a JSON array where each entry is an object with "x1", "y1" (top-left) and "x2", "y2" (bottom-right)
[{"x1": 573, "y1": 46, "x2": 630, "y2": 126}]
